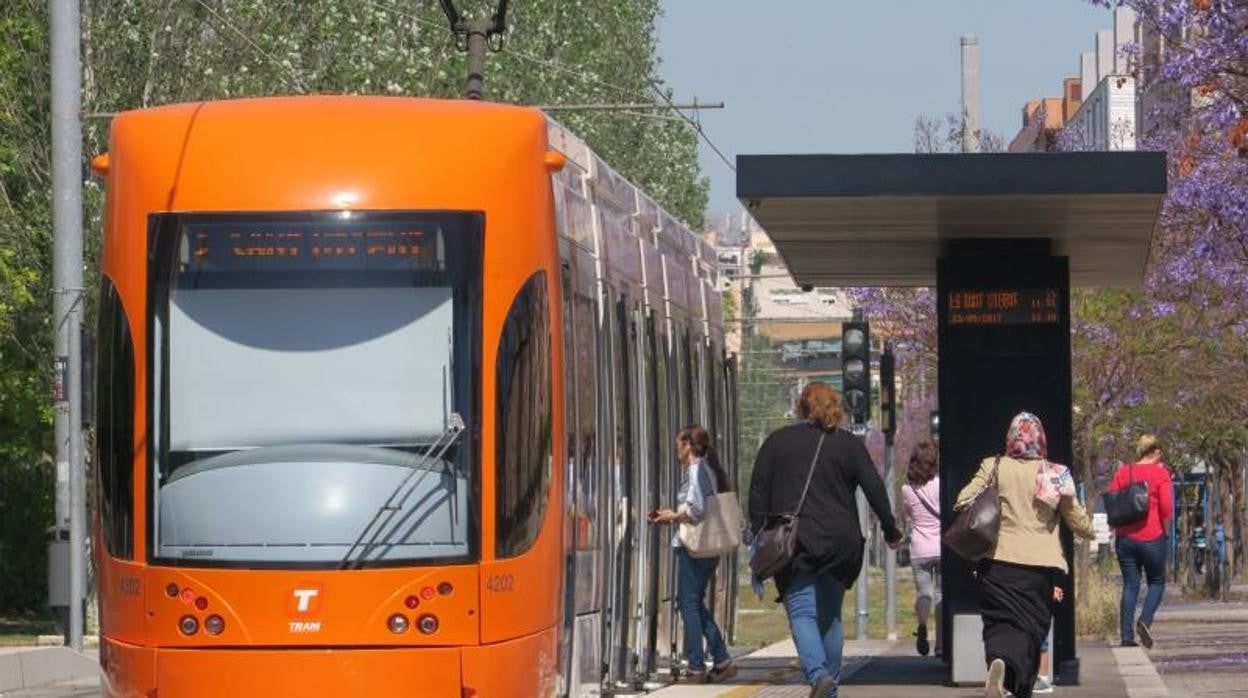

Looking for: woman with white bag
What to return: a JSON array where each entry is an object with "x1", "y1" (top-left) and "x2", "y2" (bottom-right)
[{"x1": 649, "y1": 424, "x2": 739, "y2": 684}]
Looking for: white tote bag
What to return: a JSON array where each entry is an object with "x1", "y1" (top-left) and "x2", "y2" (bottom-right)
[{"x1": 679, "y1": 492, "x2": 744, "y2": 558}]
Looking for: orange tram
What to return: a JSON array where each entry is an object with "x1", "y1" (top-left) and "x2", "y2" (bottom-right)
[{"x1": 91, "y1": 97, "x2": 738, "y2": 697}]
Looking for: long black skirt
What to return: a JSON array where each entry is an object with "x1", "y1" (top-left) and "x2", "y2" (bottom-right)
[{"x1": 979, "y1": 560, "x2": 1054, "y2": 698}]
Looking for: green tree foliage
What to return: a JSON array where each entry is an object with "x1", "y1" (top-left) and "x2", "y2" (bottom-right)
[
  {"x1": 0, "y1": 3, "x2": 58, "y2": 613},
  {"x1": 80, "y1": 0, "x2": 707, "y2": 226},
  {"x1": 0, "y1": 0, "x2": 707, "y2": 612}
]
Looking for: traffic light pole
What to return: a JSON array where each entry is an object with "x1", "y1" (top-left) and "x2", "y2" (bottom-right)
[
  {"x1": 843, "y1": 309, "x2": 872, "y2": 640},
  {"x1": 881, "y1": 343, "x2": 897, "y2": 640}
]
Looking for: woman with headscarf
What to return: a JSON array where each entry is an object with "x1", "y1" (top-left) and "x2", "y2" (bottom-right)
[{"x1": 954, "y1": 412, "x2": 1095, "y2": 698}]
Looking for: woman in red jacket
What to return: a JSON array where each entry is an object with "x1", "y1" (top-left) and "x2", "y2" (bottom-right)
[{"x1": 1110, "y1": 434, "x2": 1173, "y2": 649}]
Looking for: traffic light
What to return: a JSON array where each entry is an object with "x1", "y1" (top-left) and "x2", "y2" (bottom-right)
[
  {"x1": 880, "y1": 341, "x2": 896, "y2": 442},
  {"x1": 841, "y1": 309, "x2": 871, "y2": 426}
]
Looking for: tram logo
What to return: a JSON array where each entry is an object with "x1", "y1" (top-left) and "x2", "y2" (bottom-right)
[
  {"x1": 287, "y1": 585, "x2": 323, "y2": 617},
  {"x1": 289, "y1": 621, "x2": 322, "y2": 634}
]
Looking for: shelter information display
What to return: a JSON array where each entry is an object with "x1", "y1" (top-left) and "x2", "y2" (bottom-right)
[{"x1": 946, "y1": 288, "x2": 1059, "y2": 325}]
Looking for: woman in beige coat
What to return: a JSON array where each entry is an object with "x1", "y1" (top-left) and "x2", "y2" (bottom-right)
[{"x1": 955, "y1": 412, "x2": 1094, "y2": 698}]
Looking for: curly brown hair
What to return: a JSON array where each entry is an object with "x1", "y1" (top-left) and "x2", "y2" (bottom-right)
[
  {"x1": 796, "y1": 381, "x2": 842, "y2": 431},
  {"x1": 907, "y1": 439, "x2": 939, "y2": 486}
]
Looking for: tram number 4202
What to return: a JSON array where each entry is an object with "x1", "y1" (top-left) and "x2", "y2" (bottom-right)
[{"x1": 485, "y1": 574, "x2": 515, "y2": 593}]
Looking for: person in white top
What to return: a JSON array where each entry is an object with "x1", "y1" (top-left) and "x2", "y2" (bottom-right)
[{"x1": 649, "y1": 424, "x2": 736, "y2": 684}]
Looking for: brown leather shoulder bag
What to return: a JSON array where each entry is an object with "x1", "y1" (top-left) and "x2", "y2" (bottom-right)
[
  {"x1": 749, "y1": 432, "x2": 826, "y2": 580},
  {"x1": 943, "y1": 456, "x2": 1001, "y2": 562}
]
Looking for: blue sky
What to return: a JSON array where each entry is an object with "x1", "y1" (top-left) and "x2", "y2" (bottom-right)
[{"x1": 657, "y1": 0, "x2": 1114, "y2": 215}]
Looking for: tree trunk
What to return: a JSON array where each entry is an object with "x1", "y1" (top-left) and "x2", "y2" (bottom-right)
[
  {"x1": 1234, "y1": 458, "x2": 1246, "y2": 580},
  {"x1": 1221, "y1": 462, "x2": 1235, "y2": 599}
]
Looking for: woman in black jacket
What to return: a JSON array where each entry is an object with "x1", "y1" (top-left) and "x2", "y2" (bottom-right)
[{"x1": 749, "y1": 382, "x2": 901, "y2": 698}]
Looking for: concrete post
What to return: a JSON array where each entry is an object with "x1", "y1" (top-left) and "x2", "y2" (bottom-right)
[
  {"x1": 960, "y1": 35, "x2": 980, "y2": 153},
  {"x1": 884, "y1": 441, "x2": 897, "y2": 640},
  {"x1": 856, "y1": 488, "x2": 869, "y2": 640},
  {"x1": 50, "y1": 0, "x2": 86, "y2": 651}
]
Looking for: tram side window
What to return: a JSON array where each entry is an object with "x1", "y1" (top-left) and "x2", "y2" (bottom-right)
[
  {"x1": 495, "y1": 272, "x2": 553, "y2": 559},
  {"x1": 572, "y1": 293, "x2": 600, "y2": 550},
  {"x1": 95, "y1": 280, "x2": 135, "y2": 559}
]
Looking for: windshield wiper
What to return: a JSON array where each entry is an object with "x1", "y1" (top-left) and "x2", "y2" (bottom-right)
[{"x1": 339, "y1": 413, "x2": 465, "y2": 569}]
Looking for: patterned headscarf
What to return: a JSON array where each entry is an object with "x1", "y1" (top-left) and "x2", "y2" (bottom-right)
[
  {"x1": 1006, "y1": 412, "x2": 1047, "y2": 459},
  {"x1": 1006, "y1": 412, "x2": 1075, "y2": 509}
]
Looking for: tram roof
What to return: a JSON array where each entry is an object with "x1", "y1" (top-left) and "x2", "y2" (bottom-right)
[{"x1": 736, "y1": 151, "x2": 1167, "y2": 287}]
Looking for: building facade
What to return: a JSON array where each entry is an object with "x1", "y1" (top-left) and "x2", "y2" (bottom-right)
[{"x1": 1009, "y1": 5, "x2": 1139, "y2": 153}]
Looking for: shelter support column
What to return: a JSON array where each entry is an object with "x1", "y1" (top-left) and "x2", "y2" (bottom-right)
[{"x1": 937, "y1": 240, "x2": 1077, "y2": 685}]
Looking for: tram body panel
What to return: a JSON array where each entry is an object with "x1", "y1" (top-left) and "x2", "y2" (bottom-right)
[
  {"x1": 461, "y1": 626, "x2": 560, "y2": 697},
  {"x1": 153, "y1": 645, "x2": 462, "y2": 696},
  {"x1": 92, "y1": 96, "x2": 734, "y2": 697}
]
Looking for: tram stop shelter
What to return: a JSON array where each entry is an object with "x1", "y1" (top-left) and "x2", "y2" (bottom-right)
[{"x1": 737, "y1": 151, "x2": 1167, "y2": 685}]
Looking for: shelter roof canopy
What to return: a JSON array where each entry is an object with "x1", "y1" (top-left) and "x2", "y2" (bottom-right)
[{"x1": 736, "y1": 152, "x2": 1166, "y2": 287}]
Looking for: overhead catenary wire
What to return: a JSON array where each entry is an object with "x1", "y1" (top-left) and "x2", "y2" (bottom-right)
[
  {"x1": 360, "y1": 0, "x2": 652, "y2": 105},
  {"x1": 646, "y1": 81, "x2": 737, "y2": 174},
  {"x1": 593, "y1": 17, "x2": 737, "y2": 174},
  {"x1": 192, "y1": 0, "x2": 308, "y2": 94},
  {"x1": 369, "y1": 0, "x2": 737, "y2": 173}
]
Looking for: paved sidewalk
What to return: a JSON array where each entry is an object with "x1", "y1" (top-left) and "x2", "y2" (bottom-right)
[
  {"x1": 0, "y1": 676, "x2": 97, "y2": 698},
  {"x1": 652, "y1": 636, "x2": 1148, "y2": 697},
  {"x1": 1144, "y1": 589, "x2": 1248, "y2": 697}
]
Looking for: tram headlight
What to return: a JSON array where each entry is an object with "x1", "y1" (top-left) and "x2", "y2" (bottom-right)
[
  {"x1": 417, "y1": 614, "x2": 439, "y2": 635},
  {"x1": 387, "y1": 613, "x2": 409, "y2": 634},
  {"x1": 178, "y1": 615, "x2": 199, "y2": 636},
  {"x1": 437, "y1": 582, "x2": 453, "y2": 597},
  {"x1": 204, "y1": 615, "x2": 225, "y2": 636}
]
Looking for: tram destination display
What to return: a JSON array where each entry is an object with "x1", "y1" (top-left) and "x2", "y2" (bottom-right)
[{"x1": 184, "y1": 223, "x2": 444, "y2": 273}]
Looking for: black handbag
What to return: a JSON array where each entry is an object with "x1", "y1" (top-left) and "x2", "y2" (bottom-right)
[
  {"x1": 1102, "y1": 464, "x2": 1150, "y2": 527},
  {"x1": 896, "y1": 540, "x2": 911, "y2": 567},
  {"x1": 749, "y1": 432, "x2": 826, "y2": 581},
  {"x1": 943, "y1": 456, "x2": 1001, "y2": 562}
]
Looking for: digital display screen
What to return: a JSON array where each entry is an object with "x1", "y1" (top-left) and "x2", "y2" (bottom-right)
[
  {"x1": 182, "y1": 224, "x2": 443, "y2": 273},
  {"x1": 947, "y1": 288, "x2": 1059, "y2": 325}
]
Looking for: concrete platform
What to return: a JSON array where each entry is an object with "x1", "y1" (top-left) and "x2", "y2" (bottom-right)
[
  {"x1": 651, "y1": 637, "x2": 1164, "y2": 697},
  {"x1": 0, "y1": 647, "x2": 98, "y2": 694}
]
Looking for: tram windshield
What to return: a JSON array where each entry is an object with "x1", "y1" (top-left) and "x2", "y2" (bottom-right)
[{"x1": 149, "y1": 212, "x2": 481, "y2": 567}]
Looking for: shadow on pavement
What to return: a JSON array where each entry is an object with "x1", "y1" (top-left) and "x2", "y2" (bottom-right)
[{"x1": 841, "y1": 655, "x2": 949, "y2": 686}]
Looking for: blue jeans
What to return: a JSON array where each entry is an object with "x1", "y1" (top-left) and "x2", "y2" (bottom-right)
[
  {"x1": 1117, "y1": 534, "x2": 1166, "y2": 644},
  {"x1": 676, "y1": 548, "x2": 730, "y2": 670},
  {"x1": 783, "y1": 570, "x2": 846, "y2": 695}
]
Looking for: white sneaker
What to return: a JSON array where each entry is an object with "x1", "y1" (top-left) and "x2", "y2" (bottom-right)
[
  {"x1": 1033, "y1": 675, "x2": 1054, "y2": 694},
  {"x1": 985, "y1": 658, "x2": 1007, "y2": 698}
]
